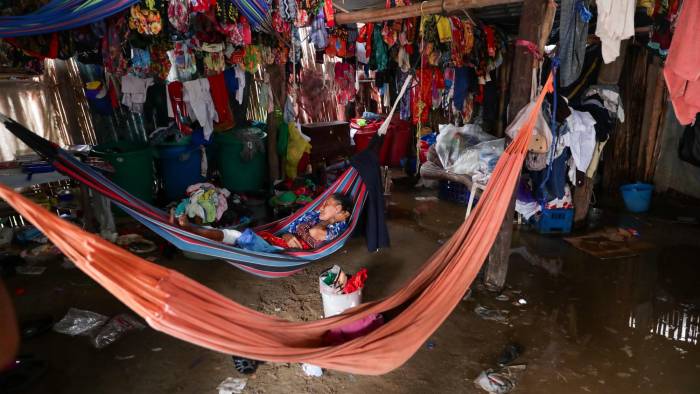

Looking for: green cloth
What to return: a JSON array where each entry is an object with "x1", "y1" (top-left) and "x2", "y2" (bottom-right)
[
  {"x1": 371, "y1": 23, "x2": 388, "y2": 71},
  {"x1": 198, "y1": 190, "x2": 218, "y2": 223}
]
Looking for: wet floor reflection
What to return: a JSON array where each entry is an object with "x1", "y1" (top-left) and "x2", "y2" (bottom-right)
[{"x1": 629, "y1": 305, "x2": 699, "y2": 345}]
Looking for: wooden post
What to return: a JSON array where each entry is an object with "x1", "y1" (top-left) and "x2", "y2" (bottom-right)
[
  {"x1": 334, "y1": 0, "x2": 522, "y2": 24},
  {"x1": 483, "y1": 0, "x2": 551, "y2": 292}
]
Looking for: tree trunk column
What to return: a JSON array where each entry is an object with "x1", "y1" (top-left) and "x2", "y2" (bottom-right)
[{"x1": 484, "y1": 0, "x2": 550, "y2": 292}]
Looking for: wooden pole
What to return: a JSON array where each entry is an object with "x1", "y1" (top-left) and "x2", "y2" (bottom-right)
[
  {"x1": 334, "y1": 0, "x2": 522, "y2": 25},
  {"x1": 643, "y1": 57, "x2": 666, "y2": 182},
  {"x1": 483, "y1": 0, "x2": 552, "y2": 292}
]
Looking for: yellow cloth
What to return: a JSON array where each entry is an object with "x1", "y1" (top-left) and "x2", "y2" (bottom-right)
[
  {"x1": 436, "y1": 16, "x2": 452, "y2": 43},
  {"x1": 285, "y1": 122, "x2": 311, "y2": 179},
  {"x1": 638, "y1": 0, "x2": 654, "y2": 16},
  {"x1": 463, "y1": 20, "x2": 474, "y2": 54}
]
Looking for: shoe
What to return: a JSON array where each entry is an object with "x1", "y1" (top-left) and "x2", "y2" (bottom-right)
[{"x1": 231, "y1": 356, "x2": 260, "y2": 375}]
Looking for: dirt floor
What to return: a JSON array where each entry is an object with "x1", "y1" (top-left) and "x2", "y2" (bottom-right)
[{"x1": 4, "y1": 179, "x2": 700, "y2": 393}]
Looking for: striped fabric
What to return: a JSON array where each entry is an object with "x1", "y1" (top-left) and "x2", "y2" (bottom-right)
[
  {"x1": 1, "y1": 114, "x2": 367, "y2": 278},
  {"x1": 0, "y1": 0, "x2": 139, "y2": 38},
  {"x1": 231, "y1": 0, "x2": 272, "y2": 32}
]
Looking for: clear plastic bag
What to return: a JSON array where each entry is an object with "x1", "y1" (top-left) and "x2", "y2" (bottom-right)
[
  {"x1": 435, "y1": 124, "x2": 503, "y2": 176},
  {"x1": 91, "y1": 314, "x2": 145, "y2": 349},
  {"x1": 53, "y1": 308, "x2": 109, "y2": 336}
]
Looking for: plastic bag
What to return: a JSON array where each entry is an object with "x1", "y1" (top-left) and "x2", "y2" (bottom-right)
[
  {"x1": 91, "y1": 314, "x2": 145, "y2": 349},
  {"x1": 504, "y1": 101, "x2": 552, "y2": 153},
  {"x1": 53, "y1": 308, "x2": 109, "y2": 336},
  {"x1": 435, "y1": 124, "x2": 501, "y2": 176}
]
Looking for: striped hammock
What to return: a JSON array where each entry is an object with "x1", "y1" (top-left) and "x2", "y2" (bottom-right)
[
  {"x1": 0, "y1": 0, "x2": 139, "y2": 38},
  {"x1": 1, "y1": 115, "x2": 367, "y2": 278}
]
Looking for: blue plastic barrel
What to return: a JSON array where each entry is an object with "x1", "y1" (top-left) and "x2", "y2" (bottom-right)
[
  {"x1": 155, "y1": 137, "x2": 205, "y2": 202},
  {"x1": 620, "y1": 183, "x2": 654, "y2": 213}
]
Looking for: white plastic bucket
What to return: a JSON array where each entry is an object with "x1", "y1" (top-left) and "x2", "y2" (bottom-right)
[{"x1": 319, "y1": 276, "x2": 363, "y2": 317}]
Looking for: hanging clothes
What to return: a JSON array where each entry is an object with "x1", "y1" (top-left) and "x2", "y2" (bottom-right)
[
  {"x1": 223, "y1": 67, "x2": 238, "y2": 101},
  {"x1": 183, "y1": 78, "x2": 219, "y2": 140},
  {"x1": 350, "y1": 135, "x2": 390, "y2": 251},
  {"x1": 168, "y1": 40, "x2": 197, "y2": 80},
  {"x1": 233, "y1": 65, "x2": 246, "y2": 104},
  {"x1": 285, "y1": 122, "x2": 311, "y2": 179},
  {"x1": 144, "y1": 81, "x2": 169, "y2": 130},
  {"x1": 412, "y1": 67, "x2": 445, "y2": 125},
  {"x1": 207, "y1": 73, "x2": 234, "y2": 131},
  {"x1": 594, "y1": 0, "x2": 635, "y2": 64},
  {"x1": 453, "y1": 66, "x2": 469, "y2": 113},
  {"x1": 310, "y1": 8, "x2": 328, "y2": 49},
  {"x1": 397, "y1": 71, "x2": 412, "y2": 121},
  {"x1": 335, "y1": 63, "x2": 356, "y2": 106},
  {"x1": 323, "y1": 0, "x2": 335, "y2": 28},
  {"x1": 168, "y1": 0, "x2": 190, "y2": 33},
  {"x1": 559, "y1": 0, "x2": 590, "y2": 87},
  {"x1": 259, "y1": 76, "x2": 273, "y2": 114},
  {"x1": 562, "y1": 109, "x2": 597, "y2": 172},
  {"x1": 357, "y1": 23, "x2": 374, "y2": 62},
  {"x1": 663, "y1": 0, "x2": 700, "y2": 126},
  {"x1": 121, "y1": 75, "x2": 153, "y2": 114},
  {"x1": 370, "y1": 23, "x2": 388, "y2": 71}
]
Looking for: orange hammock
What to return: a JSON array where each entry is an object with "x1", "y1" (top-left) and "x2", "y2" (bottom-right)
[{"x1": 0, "y1": 76, "x2": 552, "y2": 375}]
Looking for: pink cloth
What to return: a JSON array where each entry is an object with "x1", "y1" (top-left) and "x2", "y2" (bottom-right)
[
  {"x1": 664, "y1": 0, "x2": 700, "y2": 125},
  {"x1": 322, "y1": 314, "x2": 384, "y2": 345}
]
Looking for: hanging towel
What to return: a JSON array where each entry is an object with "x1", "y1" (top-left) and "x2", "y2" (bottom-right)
[
  {"x1": 183, "y1": 78, "x2": 219, "y2": 140},
  {"x1": 594, "y1": 0, "x2": 635, "y2": 64}
]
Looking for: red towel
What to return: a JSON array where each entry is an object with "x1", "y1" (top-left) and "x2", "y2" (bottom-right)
[{"x1": 207, "y1": 73, "x2": 235, "y2": 131}]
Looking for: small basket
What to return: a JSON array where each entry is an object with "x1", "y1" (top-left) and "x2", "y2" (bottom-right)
[
  {"x1": 538, "y1": 208, "x2": 574, "y2": 234},
  {"x1": 438, "y1": 180, "x2": 473, "y2": 205}
]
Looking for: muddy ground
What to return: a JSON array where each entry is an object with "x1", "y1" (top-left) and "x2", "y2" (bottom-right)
[{"x1": 5, "y1": 180, "x2": 700, "y2": 393}]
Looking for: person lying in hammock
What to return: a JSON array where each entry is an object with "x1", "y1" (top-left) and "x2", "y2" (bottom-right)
[{"x1": 170, "y1": 193, "x2": 352, "y2": 251}]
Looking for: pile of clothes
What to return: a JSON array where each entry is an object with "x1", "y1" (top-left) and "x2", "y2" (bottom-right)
[
  {"x1": 513, "y1": 85, "x2": 623, "y2": 223},
  {"x1": 174, "y1": 183, "x2": 230, "y2": 224},
  {"x1": 320, "y1": 265, "x2": 368, "y2": 295},
  {"x1": 270, "y1": 178, "x2": 320, "y2": 209}
]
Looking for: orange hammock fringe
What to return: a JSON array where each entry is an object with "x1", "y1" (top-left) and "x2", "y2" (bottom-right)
[{"x1": 0, "y1": 75, "x2": 553, "y2": 375}]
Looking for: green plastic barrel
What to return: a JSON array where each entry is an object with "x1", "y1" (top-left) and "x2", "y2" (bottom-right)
[
  {"x1": 93, "y1": 141, "x2": 154, "y2": 203},
  {"x1": 214, "y1": 128, "x2": 267, "y2": 192}
]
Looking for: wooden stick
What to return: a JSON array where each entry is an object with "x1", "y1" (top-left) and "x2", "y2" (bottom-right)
[
  {"x1": 334, "y1": 0, "x2": 522, "y2": 25},
  {"x1": 644, "y1": 69, "x2": 667, "y2": 182}
]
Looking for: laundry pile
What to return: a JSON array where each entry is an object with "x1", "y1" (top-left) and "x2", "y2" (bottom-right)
[
  {"x1": 174, "y1": 183, "x2": 230, "y2": 224},
  {"x1": 513, "y1": 84, "x2": 624, "y2": 225},
  {"x1": 320, "y1": 265, "x2": 368, "y2": 295}
]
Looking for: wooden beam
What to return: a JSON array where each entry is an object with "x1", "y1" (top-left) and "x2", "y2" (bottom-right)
[{"x1": 334, "y1": 0, "x2": 522, "y2": 25}]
